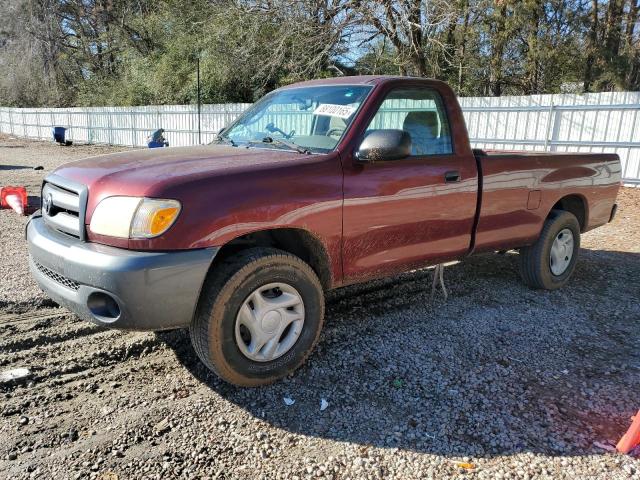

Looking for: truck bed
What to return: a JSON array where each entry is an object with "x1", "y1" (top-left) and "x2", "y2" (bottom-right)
[{"x1": 472, "y1": 149, "x2": 621, "y2": 253}]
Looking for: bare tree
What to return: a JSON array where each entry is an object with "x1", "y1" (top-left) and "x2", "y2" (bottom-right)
[
  {"x1": 232, "y1": 0, "x2": 358, "y2": 88},
  {"x1": 351, "y1": 0, "x2": 457, "y2": 76}
]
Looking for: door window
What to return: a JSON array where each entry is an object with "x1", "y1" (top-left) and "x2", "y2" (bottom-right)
[{"x1": 366, "y1": 88, "x2": 453, "y2": 156}]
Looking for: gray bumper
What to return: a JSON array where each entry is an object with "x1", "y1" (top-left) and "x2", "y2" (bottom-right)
[{"x1": 27, "y1": 216, "x2": 217, "y2": 331}]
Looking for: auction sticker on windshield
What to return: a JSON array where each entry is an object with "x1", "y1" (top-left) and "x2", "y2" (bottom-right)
[{"x1": 313, "y1": 104, "x2": 356, "y2": 119}]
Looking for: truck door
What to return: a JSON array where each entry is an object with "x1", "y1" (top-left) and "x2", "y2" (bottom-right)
[{"x1": 341, "y1": 85, "x2": 478, "y2": 283}]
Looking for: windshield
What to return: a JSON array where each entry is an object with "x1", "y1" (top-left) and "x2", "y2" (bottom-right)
[{"x1": 218, "y1": 85, "x2": 372, "y2": 153}]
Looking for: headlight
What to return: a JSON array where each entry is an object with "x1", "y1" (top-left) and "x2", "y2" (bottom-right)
[{"x1": 90, "y1": 197, "x2": 181, "y2": 239}]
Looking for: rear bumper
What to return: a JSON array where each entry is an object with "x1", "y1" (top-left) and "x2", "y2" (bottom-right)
[{"x1": 27, "y1": 216, "x2": 217, "y2": 331}]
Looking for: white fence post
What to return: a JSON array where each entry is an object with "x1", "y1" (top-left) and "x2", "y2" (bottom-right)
[
  {"x1": 108, "y1": 110, "x2": 113, "y2": 145},
  {"x1": 549, "y1": 106, "x2": 562, "y2": 153},
  {"x1": 130, "y1": 111, "x2": 136, "y2": 147},
  {"x1": 544, "y1": 103, "x2": 555, "y2": 152},
  {"x1": 87, "y1": 109, "x2": 92, "y2": 144}
]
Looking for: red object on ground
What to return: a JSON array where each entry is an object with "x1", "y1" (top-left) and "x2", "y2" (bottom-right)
[
  {"x1": 617, "y1": 410, "x2": 640, "y2": 454},
  {"x1": 0, "y1": 186, "x2": 28, "y2": 215},
  {"x1": 1, "y1": 186, "x2": 27, "y2": 208}
]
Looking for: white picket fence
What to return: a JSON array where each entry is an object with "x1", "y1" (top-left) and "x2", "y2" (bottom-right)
[
  {"x1": 459, "y1": 91, "x2": 640, "y2": 184},
  {"x1": 1, "y1": 91, "x2": 639, "y2": 184},
  {"x1": 0, "y1": 104, "x2": 250, "y2": 149}
]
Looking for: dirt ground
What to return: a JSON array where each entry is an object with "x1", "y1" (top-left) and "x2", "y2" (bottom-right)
[{"x1": 0, "y1": 134, "x2": 639, "y2": 479}]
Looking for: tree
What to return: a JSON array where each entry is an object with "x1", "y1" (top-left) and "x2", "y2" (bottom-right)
[
  {"x1": 1, "y1": 0, "x2": 639, "y2": 107},
  {"x1": 351, "y1": 0, "x2": 457, "y2": 77}
]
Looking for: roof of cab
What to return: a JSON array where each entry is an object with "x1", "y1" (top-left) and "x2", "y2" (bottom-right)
[{"x1": 279, "y1": 75, "x2": 435, "y2": 89}]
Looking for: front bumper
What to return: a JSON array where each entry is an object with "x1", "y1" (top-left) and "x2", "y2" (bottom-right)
[{"x1": 27, "y1": 216, "x2": 217, "y2": 331}]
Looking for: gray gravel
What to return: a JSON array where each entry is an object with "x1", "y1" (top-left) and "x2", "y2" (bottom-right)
[{"x1": 1, "y1": 134, "x2": 639, "y2": 479}]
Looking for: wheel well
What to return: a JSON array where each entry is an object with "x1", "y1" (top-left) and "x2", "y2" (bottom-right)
[
  {"x1": 211, "y1": 228, "x2": 333, "y2": 290},
  {"x1": 552, "y1": 195, "x2": 587, "y2": 231}
]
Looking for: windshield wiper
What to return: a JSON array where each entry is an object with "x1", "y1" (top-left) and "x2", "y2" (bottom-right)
[
  {"x1": 247, "y1": 137, "x2": 310, "y2": 154},
  {"x1": 211, "y1": 135, "x2": 237, "y2": 147}
]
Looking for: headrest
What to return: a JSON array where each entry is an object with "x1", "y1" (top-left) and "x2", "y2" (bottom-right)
[{"x1": 403, "y1": 111, "x2": 439, "y2": 134}]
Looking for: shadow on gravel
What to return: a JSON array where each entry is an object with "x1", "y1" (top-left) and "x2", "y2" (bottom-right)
[
  {"x1": 159, "y1": 249, "x2": 640, "y2": 458},
  {"x1": 0, "y1": 297, "x2": 59, "y2": 315},
  {"x1": 0, "y1": 163, "x2": 30, "y2": 169}
]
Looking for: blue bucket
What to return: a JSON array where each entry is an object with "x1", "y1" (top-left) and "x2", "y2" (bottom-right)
[{"x1": 52, "y1": 127, "x2": 66, "y2": 144}]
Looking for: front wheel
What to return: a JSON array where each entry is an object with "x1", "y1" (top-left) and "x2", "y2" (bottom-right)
[
  {"x1": 190, "y1": 247, "x2": 324, "y2": 386},
  {"x1": 518, "y1": 210, "x2": 581, "y2": 290}
]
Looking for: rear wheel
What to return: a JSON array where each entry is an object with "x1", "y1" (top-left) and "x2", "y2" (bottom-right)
[
  {"x1": 190, "y1": 247, "x2": 324, "y2": 386},
  {"x1": 518, "y1": 210, "x2": 581, "y2": 290}
]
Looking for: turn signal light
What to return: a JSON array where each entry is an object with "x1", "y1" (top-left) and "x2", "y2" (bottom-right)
[{"x1": 150, "y1": 207, "x2": 180, "y2": 236}]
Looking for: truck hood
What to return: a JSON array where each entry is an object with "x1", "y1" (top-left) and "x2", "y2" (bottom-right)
[{"x1": 53, "y1": 144, "x2": 305, "y2": 196}]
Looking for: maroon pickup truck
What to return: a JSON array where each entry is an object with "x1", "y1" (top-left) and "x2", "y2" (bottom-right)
[{"x1": 27, "y1": 76, "x2": 621, "y2": 386}]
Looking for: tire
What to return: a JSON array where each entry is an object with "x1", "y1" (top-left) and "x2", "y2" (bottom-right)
[
  {"x1": 190, "y1": 247, "x2": 324, "y2": 386},
  {"x1": 518, "y1": 210, "x2": 581, "y2": 290}
]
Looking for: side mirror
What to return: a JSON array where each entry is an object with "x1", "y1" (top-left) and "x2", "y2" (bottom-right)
[{"x1": 356, "y1": 129, "x2": 411, "y2": 163}]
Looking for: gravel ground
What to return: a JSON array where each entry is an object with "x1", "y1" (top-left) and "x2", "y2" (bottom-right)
[{"x1": 1, "y1": 134, "x2": 639, "y2": 479}]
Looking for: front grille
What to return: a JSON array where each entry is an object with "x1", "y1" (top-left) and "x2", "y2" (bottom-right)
[
  {"x1": 41, "y1": 178, "x2": 85, "y2": 239},
  {"x1": 35, "y1": 262, "x2": 80, "y2": 291}
]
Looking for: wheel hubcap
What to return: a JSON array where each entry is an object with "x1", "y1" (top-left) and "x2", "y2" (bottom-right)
[
  {"x1": 235, "y1": 282, "x2": 305, "y2": 362},
  {"x1": 549, "y1": 228, "x2": 574, "y2": 276}
]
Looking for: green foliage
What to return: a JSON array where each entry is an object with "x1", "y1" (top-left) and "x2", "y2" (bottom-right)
[{"x1": 0, "y1": 0, "x2": 638, "y2": 107}]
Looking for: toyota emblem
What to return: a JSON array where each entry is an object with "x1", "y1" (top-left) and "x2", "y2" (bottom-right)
[{"x1": 43, "y1": 193, "x2": 53, "y2": 215}]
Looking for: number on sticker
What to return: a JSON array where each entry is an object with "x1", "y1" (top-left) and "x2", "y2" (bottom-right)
[{"x1": 313, "y1": 104, "x2": 356, "y2": 119}]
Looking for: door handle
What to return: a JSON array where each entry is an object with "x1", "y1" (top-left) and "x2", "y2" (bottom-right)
[{"x1": 444, "y1": 170, "x2": 461, "y2": 183}]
